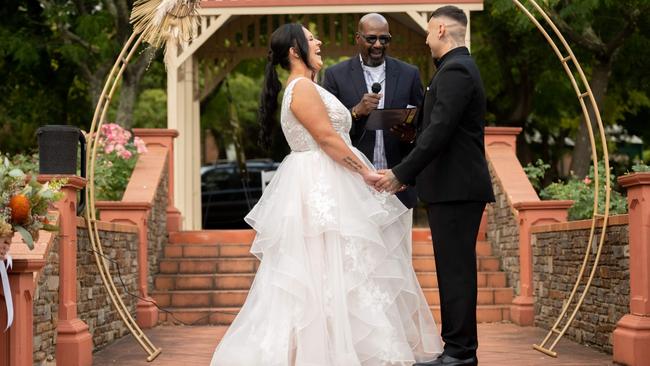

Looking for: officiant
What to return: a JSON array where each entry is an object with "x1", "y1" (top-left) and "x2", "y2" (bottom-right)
[{"x1": 322, "y1": 12, "x2": 423, "y2": 208}]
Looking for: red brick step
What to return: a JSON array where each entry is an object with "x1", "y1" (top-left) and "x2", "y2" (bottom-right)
[{"x1": 154, "y1": 228, "x2": 513, "y2": 325}]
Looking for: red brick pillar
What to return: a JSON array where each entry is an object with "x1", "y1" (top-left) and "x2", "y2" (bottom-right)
[
  {"x1": 485, "y1": 127, "x2": 521, "y2": 153},
  {"x1": 133, "y1": 129, "x2": 181, "y2": 233},
  {"x1": 95, "y1": 202, "x2": 158, "y2": 328},
  {"x1": 511, "y1": 201, "x2": 572, "y2": 326},
  {"x1": 0, "y1": 258, "x2": 45, "y2": 366},
  {"x1": 40, "y1": 176, "x2": 93, "y2": 366},
  {"x1": 613, "y1": 173, "x2": 650, "y2": 366}
]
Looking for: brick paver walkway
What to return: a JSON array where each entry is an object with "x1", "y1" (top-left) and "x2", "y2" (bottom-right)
[{"x1": 93, "y1": 323, "x2": 613, "y2": 365}]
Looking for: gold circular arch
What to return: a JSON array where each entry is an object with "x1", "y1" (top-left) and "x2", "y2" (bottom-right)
[
  {"x1": 510, "y1": 0, "x2": 611, "y2": 358},
  {"x1": 83, "y1": 0, "x2": 611, "y2": 360}
]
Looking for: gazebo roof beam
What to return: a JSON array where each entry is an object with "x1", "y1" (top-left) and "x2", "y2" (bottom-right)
[
  {"x1": 198, "y1": 4, "x2": 483, "y2": 17},
  {"x1": 200, "y1": 0, "x2": 482, "y2": 7}
]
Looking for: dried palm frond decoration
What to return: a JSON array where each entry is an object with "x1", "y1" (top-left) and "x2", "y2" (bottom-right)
[{"x1": 130, "y1": 0, "x2": 201, "y2": 62}]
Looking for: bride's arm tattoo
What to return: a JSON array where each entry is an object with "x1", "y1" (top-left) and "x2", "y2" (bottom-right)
[{"x1": 343, "y1": 156, "x2": 364, "y2": 172}]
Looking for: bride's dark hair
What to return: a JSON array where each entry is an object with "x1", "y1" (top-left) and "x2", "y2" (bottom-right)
[{"x1": 258, "y1": 23, "x2": 314, "y2": 150}]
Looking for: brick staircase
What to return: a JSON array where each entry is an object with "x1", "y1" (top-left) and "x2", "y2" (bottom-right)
[{"x1": 153, "y1": 223, "x2": 513, "y2": 325}]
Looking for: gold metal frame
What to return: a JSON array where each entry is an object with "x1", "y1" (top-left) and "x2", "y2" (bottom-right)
[
  {"x1": 79, "y1": 0, "x2": 609, "y2": 361},
  {"x1": 510, "y1": 0, "x2": 611, "y2": 357},
  {"x1": 83, "y1": 32, "x2": 162, "y2": 361}
]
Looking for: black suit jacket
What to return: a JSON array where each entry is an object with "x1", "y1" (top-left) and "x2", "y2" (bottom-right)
[
  {"x1": 322, "y1": 56, "x2": 423, "y2": 208},
  {"x1": 393, "y1": 47, "x2": 495, "y2": 204}
]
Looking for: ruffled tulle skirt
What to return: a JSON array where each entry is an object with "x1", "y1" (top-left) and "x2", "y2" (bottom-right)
[{"x1": 211, "y1": 148, "x2": 443, "y2": 365}]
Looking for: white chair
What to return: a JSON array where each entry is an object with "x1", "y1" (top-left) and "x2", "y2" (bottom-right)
[{"x1": 261, "y1": 170, "x2": 276, "y2": 192}]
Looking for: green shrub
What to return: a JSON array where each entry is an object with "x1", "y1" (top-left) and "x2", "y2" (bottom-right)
[
  {"x1": 540, "y1": 162, "x2": 627, "y2": 220},
  {"x1": 631, "y1": 162, "x2": 650, "y2": 173},
  {"x1": 524, "y1": 159, "x2": 550, "y2": 191}
]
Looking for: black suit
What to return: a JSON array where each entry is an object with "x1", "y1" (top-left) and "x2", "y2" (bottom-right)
[
  {"x1": 393, "y1": 47, "x2": 495, "y2": 360},
  {"x1": 322, "y1": 56, "x2": 423, "y2": 208}
]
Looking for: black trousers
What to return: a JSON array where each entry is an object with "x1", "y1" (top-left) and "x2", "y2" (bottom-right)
[{"x1": 427, "y1": 201, "x2": 486, "y2": 359}]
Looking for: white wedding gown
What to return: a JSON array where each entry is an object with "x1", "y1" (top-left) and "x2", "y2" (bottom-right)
[{"x1": 210, "y1": 77, "x2": 443, "y2": 365}]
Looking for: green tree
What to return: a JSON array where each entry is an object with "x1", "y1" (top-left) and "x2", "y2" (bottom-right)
[
  {"x1": 0, "y1": 0, "x2": 84, "y2": 154},
  {"x1": 41, "y1": 0, "x2": 157, "y2": 128},
  {"x1": 473, "y1": 0, "x2": 577, "y2": 180},
  {"x1": 473, "y1": 0, "x2": 650, "y2": 180},
  {"x1": 545, "y1": 0, "x2": 650, "y2": 177},
  {"x1": 0, "y1": 0, "x2": 167, "y2": 155}
]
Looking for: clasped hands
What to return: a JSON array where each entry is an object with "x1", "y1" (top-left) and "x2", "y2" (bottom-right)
[{"x1": 363, "y1": 169, "x2": 405, "y2": 194}]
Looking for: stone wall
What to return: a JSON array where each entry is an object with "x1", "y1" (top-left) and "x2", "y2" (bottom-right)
[
  {"x1": 32, "y1": 222, "x2": 139, "y2": 365},
  {"x1": 32, "y1": 235, "x2": 59, "y2": 366},
  {"x1": 78, "y1": 224, "x2": 139, "y2": 350},
  {"x1": 532, "y1": 217, "x2": 629, "y2": 354},
  {"x1": 147, "y1": 167, "x2": 168, "y2": 292},
  {"x1": 486, "y1": 161, "x2": 521, "y2": 296}
]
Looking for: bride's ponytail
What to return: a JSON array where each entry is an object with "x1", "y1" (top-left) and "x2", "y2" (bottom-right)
[
  {"x1": 258, "y1": 51, "x2": 282, "y2": 151},
  {"x1": 257, "y1": 23, "x2": 313, "y2": 151}
]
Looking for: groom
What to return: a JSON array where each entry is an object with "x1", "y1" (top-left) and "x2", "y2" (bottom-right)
[{"x1": 376, "y1": 6, "x2": 494, "y2": 366}]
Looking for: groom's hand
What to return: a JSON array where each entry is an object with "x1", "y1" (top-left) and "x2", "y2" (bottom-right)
[{"x1": 376, "y1": 169, "x2": 404, "y2": 193}]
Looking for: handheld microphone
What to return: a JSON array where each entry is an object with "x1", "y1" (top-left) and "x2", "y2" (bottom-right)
[{"x1": 371, "y1": 82, "x2": 381, "y2": 94}]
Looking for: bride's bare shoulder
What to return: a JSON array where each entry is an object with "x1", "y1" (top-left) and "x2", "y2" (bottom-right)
[{"x1": 289, "y1": 78, "x2": 320, "y2": 106}]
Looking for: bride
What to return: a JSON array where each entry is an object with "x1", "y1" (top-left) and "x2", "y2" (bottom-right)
[{"x1": 210, "y1": 23, "x2": 442, "y2": 365}]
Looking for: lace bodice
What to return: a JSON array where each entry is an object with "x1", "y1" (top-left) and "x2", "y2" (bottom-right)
[{"x1": 281, "y1": 77, "x2": 353, "y2": 152}]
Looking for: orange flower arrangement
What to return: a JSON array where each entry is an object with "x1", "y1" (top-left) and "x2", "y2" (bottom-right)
[{"x1": 1, "y1": 156, "x2": 65, "y2": 258}]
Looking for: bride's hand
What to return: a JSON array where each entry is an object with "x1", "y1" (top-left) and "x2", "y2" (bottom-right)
[
  {"x1": 375, "y1": 169, "x2": 404, "y2": 193},
  {"x1": 362, "y1": 170, "x2": 383, "y2": 187}
]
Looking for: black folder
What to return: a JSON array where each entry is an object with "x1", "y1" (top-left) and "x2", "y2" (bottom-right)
[{"x1": 364, "y1": 107, "x2": 418, "y2": 130}]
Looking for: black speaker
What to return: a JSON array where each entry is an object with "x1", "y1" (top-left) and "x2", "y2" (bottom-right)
[{"x1": 36, "y1": 125, "x2": 86, "y2": 214}]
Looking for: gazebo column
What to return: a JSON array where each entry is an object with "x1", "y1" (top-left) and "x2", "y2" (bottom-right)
[{"x1": 168, "y1": 49, "x2": 202, "y2": 230}]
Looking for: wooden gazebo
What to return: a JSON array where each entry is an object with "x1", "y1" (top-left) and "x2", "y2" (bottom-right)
[{"x1": 167, "y1": 0, "x2": 484, "y2": 229}]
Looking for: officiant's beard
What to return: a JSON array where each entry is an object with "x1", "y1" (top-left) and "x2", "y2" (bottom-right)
[{"x1": 363, "y1": 46, "x2": 386, "y2": 67}]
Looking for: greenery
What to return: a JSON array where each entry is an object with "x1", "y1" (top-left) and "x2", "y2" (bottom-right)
[
  {"x1": 474, "y1": 0, "x2": 650, "y2": 180},
  {"x1": 524, "y1": 159, "x2": 551, "y2": 192},
  {"x1": 0, "y1": 0, "x2": 163, "y2": 155},
  {"x1": 631, "y1": 162, "x2": 650, "y2": 173},
  {"x1": 540, "y1": 162, "x2": 628, "y2": 220},
  {"x1": 0, "y1": 154, "x2": 65, "y2": 251},
  {"x1": 4, "y1": 153, "x2": 39, "y2": 174}
]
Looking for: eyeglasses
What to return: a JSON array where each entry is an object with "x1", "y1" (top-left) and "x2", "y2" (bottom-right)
[{"x1": 357, "y1": 33, "x2": 392, "y2": 45}]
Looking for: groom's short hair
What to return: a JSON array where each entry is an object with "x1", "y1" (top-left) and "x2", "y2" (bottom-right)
[{"x1": 429, "y1": 6, "x2": 468, "y2": 27}]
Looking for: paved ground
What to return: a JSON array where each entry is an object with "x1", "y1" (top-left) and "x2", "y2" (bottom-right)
[{"x1": 93, "y1": 323, "x2": 613, "y2": 365}]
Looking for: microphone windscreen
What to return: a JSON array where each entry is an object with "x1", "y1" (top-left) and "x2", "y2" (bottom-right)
[{"x1": 371, "y1": 82, "x2": 382, "y2": 94}]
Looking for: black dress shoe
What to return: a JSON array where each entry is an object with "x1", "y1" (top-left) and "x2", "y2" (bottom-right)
[{"x1": 413, "y1": 354, "x2": 478, "y2": 366}]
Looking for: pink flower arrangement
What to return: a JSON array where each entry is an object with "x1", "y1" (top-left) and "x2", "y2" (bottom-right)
[
  {"x1": 94, "y1": 124, "x2": 148, "y2": 201},
  {"x1": 99, "y1": 124, "x2": 147, "y2": 158}
]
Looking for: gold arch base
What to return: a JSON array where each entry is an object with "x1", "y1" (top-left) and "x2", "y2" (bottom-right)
[{"x1": 83, "y1": 0, "x2": 610, "y2": 361}]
